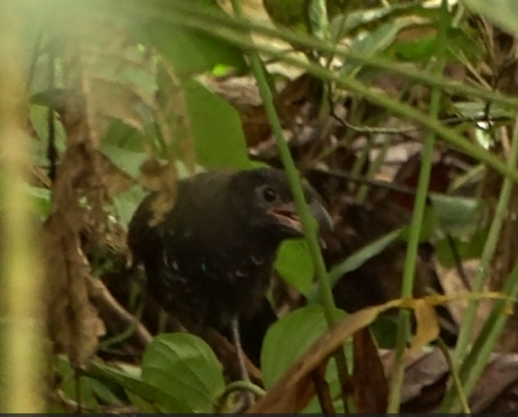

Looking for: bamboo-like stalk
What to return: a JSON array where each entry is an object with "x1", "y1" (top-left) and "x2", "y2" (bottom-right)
[
  {"x1": 387, "y1": 0, "x2": 449, "y2": 412},
  {"x1": 0, "y1": 9, "x2": 44, "y2": 414}
]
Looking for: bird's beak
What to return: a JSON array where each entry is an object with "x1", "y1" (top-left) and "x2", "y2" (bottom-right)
[{"x1": 269, "y1": 200, "x2": 333, "y2": 236}]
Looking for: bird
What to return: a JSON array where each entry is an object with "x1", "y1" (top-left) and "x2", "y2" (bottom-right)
[{"x1": 127, "y1": 167, "x2": 332, "y2": 386}]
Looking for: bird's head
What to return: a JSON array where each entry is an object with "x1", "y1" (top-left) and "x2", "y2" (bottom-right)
[{"x1": 229, "y1": 168, "x2": 333, "y2": 243}]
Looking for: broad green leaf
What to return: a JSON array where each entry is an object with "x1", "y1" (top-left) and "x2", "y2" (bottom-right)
[
  {"x1": 56, "y1": 357, "x2": 101, "y2": 412},
  {"x1": 369, "y1": 315, "x2": 399, "y2": 348},
  {"x1": 30, "y1": 105, "x2": 67, "y2": 154},
  {"x1": 330, "y1": 2, "x2": 422, "y2": 41},
  {"x1": 126, "y1": 391, "x2": 162, "y2": 413},
  {"x1": 452, "y1": 101, "x2": 513, "y2": 120},
  {"x1": 100, "y1": 143, "x2": 149, "y2": 180},
  {"x1": 463, "y1": 0, "x2": 518, "y2": 38},
  {"x1": 263, "y1": 0, "x2": 308, "y2": 33},
  {"x1": 275, "y1": 239, "x2": 314, "y2": 296},
  {"x1": 87, "y1": 378, "x2": 124, "y2": 407},
  {"x1": 102, "y1": 120, "x2": 148, "y2": 153},
  {"x1": 429, "y1": 193, "x2": 485, "y2": 237},
  {"x1": 112, "y1": 185, "x2": 147, "y2": 227},
  {"x1": 141, "y1": 333, "x2": 225, "y2": 414},
  {"x1": 434, "y1": 228, "x2": 487, "y2": 268},
  {"x1": 182, "y1": 79, "x2": 254, "y2": 170},
  {"x1": 392, "y1": 26, "x2": 480, "y2": 63},
  {"x1": 25, "y1": 185, "x2": 52, "y2": 219},
  {"x1": 391, "y1": 35, "x2": 437, "y2": 62},
  {"x1": 261, "y1": 305, "x2": 348, "y2": 413},
  {"x1": 340, "y1": 19, "x2": 414, "y2": 77},
  {"x1": 261, "y1": 305, "x2": 334, "y2": 388},
  {"x1": 87, "y1": 359, "x2": 193, "y2": 413},
  {"x1": 146, "y1": 0, "x2": 246, "y2": 76}
]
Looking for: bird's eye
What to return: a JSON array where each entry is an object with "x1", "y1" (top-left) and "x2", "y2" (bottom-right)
[{"x1": 262, "y1": 186, "x2": 277, "y2": 203}]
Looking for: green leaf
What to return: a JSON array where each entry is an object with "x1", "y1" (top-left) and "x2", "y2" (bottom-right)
[
  {"x1": 263, "y1": 0, "x2": 309, "y2": 33},
  {"x1": 146, "y1": 0, "x2": 246, "y2": 76},
  {"x1": 30, "y1": 105, "x2": 67, "y2": 154},
  {"x1": 340, "y1": 19, "x2": 413, "y2": 77},
  {"x1": 112, "y1": 185, "x2": 147, "y2": 227},
  {"x1": 330, "y1": 2, "x2": 421, "y2": 41},
  {"x1": 25, "y1": 185, "x2": 52, "y2": 219},
  {"x1": 102, "y1": 119, "x2": 148, "y2": 153},
  {"x1": 100, "y1": 143, "x2": 149, "y2": 180},
  {"x1": 141, "y1": 333, "x2": 225, "y2": 413},
  {"x1": 452, "y1": 101, "x2": 513, "y2": 120},
  {"x1": 463, "y1": 0, "x2": 518, "y2": 38},
  {"x1": 369, "y1": 315, "x2": 399, "y2": 348},
  {"x1": 261, "y1": 305, "x2": 346, "y2": 387},
  {"x1": 261, "y1": 305, "x2": 348, "y2": 413},
  {"x1": 56, "y1": 357, "x2": 101, "y2": 412},
  {"x1": 275, "y1": 239, "x2": 314, "y2": 296},
  {"x1": 434, "y1": 228, "x2": 487, "y2": 268},
  {"x1": 182, "y1": 79, "x2": 255, "y2": 170},
  {"x1": 88, "y1": 359, "x2": 193, "y2": 413},
  {"x1": 429, "y1": 193, "x2": 485, "y2": 237}
]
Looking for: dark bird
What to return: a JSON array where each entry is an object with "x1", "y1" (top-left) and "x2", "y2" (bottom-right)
[{"x1": 127, "y1": 167, "x2": 332, "y2": 384}]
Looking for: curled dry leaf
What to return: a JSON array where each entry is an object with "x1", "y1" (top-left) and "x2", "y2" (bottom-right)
[
  {"x1": 247, "y1": 307, "x2": 380, "y2": 414},
  {"x1": 43, "y1": 143, "x2": 107, "y2": 368},
  {"x1": 248, "y1": 291, "x2": 506, "y2": 413},
  {"x1": 352, "y1": 327, "x2": 388, "y2": 413},
  {"x1": 311, "y1": 366, "x2": 335, "y2": 414},
  {"x1": 44, "y1": 217, "x2": 105, "y2": 368}
]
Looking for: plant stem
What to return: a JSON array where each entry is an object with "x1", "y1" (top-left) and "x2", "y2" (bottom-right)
[
  {"x1": 440, "y1": 114, "x2": 518, "y2": 412},
  {"x1": 229, "y1": 0, "x2": 350, "y2": 411},
  {"x1": 387, "y1": 0, "x2": 449, "y2": 412},
  {"x1": 0, "y1": 9, "x2": 44, "y2": 413}
]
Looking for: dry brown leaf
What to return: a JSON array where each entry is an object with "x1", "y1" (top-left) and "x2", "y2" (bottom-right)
[
  {"x1": 44, "y1": 214, "x2": 105, "y2": 368},
  {"x1": 249, "y1": 292, "x2": 510, "y2": 413},
  {"x1": 42, "y1": 60, "x2": 114, "y2": 368},
  {"x1": 311, "y1": 366, "x2": 335, "y2": 414},
  {"x1": 352, "y1": 327, "x2": 388, "y2": 413},
  {"x1": 43, "y1": 143, "x2": 107, "y2": 368}
]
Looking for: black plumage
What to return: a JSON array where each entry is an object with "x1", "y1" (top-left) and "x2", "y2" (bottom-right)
[{"x1": 128, "y1": 167, "x2": 332, "y2": 333}]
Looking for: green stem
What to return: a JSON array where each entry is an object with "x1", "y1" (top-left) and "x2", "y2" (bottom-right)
[
  {"x1": 229, "y1": 0, "x2": 350, "y2": 412},
  {"x1": 221, "y1": 380, "x2": 266, "y2": 399},
  {"x1": 437, "y1": 338, "x2": 470, "y2": 414},
  {"x1": 228, "y1": 0, "x2": 334, "y2": 331},
  {"x1": 452, "y1": 132, "x2": 518, "y2": 358},
  {"x1": 387, "y1": 0, "x2": 449, "y2": 412},
  {"x1": 440, "y1": 114, "x2": 518, "y2": 412}
]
